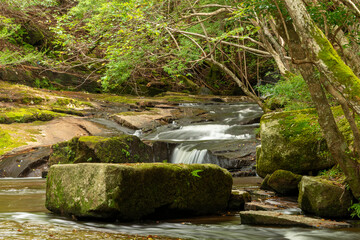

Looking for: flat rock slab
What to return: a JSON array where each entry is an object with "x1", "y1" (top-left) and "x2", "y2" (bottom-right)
[
  {"x1": 46, "y1": 163, "x2": 232, "y2": 221},
  {"x1": 0, "y1": 146, "x2": 51, "y2": 177},
  {"x1": 240, "y1": 211, "x2": 350, "y2": 229},
  {"x1": 113, "y1": 108, "x2": 174, "y2": 130}
]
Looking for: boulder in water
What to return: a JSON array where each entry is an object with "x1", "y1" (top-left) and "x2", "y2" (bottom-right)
[
  {"x1": 49, "y1": 135, "x2": 154, "y2": 165},
  {"x1": 266, "y1": 170, "x2": 302, "y2": 195},
  {"x1": 298, "y1": 176, "x2": 353, "y2": 218},
  {"x1": 256, "y1": 109, "x2": 336, "y2": 177},
  {"x1": 46, "y1": 163, "x2": 233, "y2": 220}
]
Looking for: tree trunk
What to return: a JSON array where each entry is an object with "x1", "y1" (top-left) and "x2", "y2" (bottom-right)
[
  {"x1": 281, "y1": 0, "x2": 360, "y2": 198},
  {"x1": 283, "y1": 0, "x2": 360, "y2": 114}
]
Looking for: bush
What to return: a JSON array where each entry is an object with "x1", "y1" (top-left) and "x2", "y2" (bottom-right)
[{"x1": 256, "y1": 74, "x2": 313, "y2": 111}]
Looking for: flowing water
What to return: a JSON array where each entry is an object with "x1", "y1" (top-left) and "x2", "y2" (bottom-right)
[
  {"x1": 143, "y1": 103, "x2": 262, "y2": 165},
  {"x1": 2, "y1": 103, "x2": 360, "y2": 239},
  {"x1": 1, "y1": 178, "x2": 360, "y2": 239}
]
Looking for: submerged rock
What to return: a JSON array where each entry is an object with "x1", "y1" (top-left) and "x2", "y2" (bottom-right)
[
  {"x1": 256, "y1": 109, "x2": 336, "y2": 177},
  {"x1": 46, "y1": 163, "x2": 232, "y2": 220},
  {"x1": 49, "y1": 135, "x2": 154, "y2": 165},
  {"x1": 266, "y1": 170, "x2": 302, "y2": 195},
  {"x1": 298, "y1": 176, "x2": 353, "y2": 218},
  {"x1": 240, "y1": 211, "x2": 350, "y2": 228}
]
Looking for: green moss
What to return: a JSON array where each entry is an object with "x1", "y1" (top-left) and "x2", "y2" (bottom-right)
[
  {"x1": 49, "y1": 135, "x2": 154, "y2": 165},
  {"x1": 0, "y1": 128, "x2": 25, "y2": 155},
  {"x1": 0, "y1": 108, "x2": 64, "y2": 124},
  {"x1": 54, "y1": 98, "x2": 93, "y2": 108},
  {"x1": 312, "y1": 26, "x2": 360, "y2": 101},
  {"x1": 267, "y1": 170, "x2": 302, "y2": 195},
  {"x1": 97, "y1": 95, "x2": 138, "y2": 104}
]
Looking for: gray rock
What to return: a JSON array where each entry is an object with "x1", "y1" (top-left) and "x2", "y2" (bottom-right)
[
  {"x1": 227, "y1": 190, "x2": 251, "y2": 211},
  {"x1": 46, "y1": 163, "x2": 233, "y2": 220},
  {"x1": 298, "y1": 176, "x2": 353, "y2": 218},
  {"x1": 0, "y1": 146, "x2": 50, "y2": 178},
  {"x1": 240, "y1": 210, "x2": 350, "y2": 228}
]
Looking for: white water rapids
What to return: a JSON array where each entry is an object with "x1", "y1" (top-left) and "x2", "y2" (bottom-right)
[{"x1": 143, "y1": 103, "x2": 262, "y2": 165}]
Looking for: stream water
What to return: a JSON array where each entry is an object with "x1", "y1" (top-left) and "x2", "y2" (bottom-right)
[
  {"x1": 143, "y1": 103, "x2": 262, "y2": 165},
  {"x1": 1, "y1": 178, "x2": 360, "y2": 239},
  {"x1": 2, "y1": 103, "x2": 360, "y2": 239}
]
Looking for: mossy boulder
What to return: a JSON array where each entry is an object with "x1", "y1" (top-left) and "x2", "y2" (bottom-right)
[
  {"x1": 298, "y1": 176, "x2": 353, "y2": 218},
  {"x1": 45, "y1": 163, "x2": 233, "y2": 220},
  {"x1": 256, "y1": 109, "x2": 336, "y2": 177},
  {"x1": 266, "y1": 170, "x2": 302, "y2": 195},
  {"x1": 49, "y1": 135, "x2": 154, "y2": 165}
]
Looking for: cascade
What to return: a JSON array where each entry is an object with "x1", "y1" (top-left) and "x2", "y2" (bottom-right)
[{"x1": 171, "y1": 144, "x2": 219, "y2": 164}]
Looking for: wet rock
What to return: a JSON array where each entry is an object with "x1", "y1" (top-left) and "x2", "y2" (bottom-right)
[
  {"x1": 267, "y1": 170, "x2": 302, "y2": 195},
  {"x1": 256, "y1": 110, "x2": 336, "y2": 177},
  {"x1": 245, "y1": 202, "x2": 280, "y2": 211},
  {"x1": 240, "y1": 210, "x2": 350, "y2": 228},
  {"x1": 298, "y1": 176, "x2": 353, "y2": 218},
  {"x1": 147, "y1": 141, "x2": 177, "y2": 163},
  {"x1": 49, "y1": 135, "x2": 154, "y2": 165},
  {"x1": 227, "y1": 190, "x2": 251, "y2": 211},
  {"x1": 260, "y1": 174, "x2": 272, "y2": 191},
  {"x1": 0, "y1": 146, "x2": 51, "y2": 177},
  {"x1": 46, "y1": 163, "x2": 232, "y2": 220},
  {"x1": 112, "y1": 108, "x2": 174, "y2": 130},
  {"x1": 203, "y1": 140, "x2": 259, "y2": 172}
]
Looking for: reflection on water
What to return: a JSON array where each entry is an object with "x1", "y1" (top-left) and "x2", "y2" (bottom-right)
[
  {"x1": 0, "y1": 178, "x2": 47, "y2": 213},
  {"x1": 1, "y1": 178, "x2": 360, "y2": 240}
]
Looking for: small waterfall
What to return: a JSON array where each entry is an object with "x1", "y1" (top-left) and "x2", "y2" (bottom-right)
[{"x1": 171, "y1": 144, "x2": 218, "y2": 164}]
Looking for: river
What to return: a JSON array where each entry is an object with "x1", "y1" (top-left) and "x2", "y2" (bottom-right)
[
  {"x1": 1, "y1": 177, "x2": 360, "y2": 239},
  {"x1": 1, "y1": 102, "x2": 360, "y2": 239}
]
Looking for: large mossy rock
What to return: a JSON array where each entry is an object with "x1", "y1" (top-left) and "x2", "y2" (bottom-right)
[
  {"x1": 298, "y1": 176, "x2": 353, "y2": 218},
  {"x1": 266, "y1": 170, "x2": 302, "y2": 195},
  {"x1": 46, "y1": 163, "x2": 233, "y2": 220},
  {"x1": 256, "y1": 109, "x2": 336, "y2": 177},
  {"x1": 49, "y1": 135, "x2": 154, "y2": 165}
]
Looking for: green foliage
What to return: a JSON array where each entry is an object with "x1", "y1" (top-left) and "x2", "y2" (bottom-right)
[
  {"x1": 191, "y1": 169, "x2": 203, "y2": 178},
  {"x1": 0, "y1": 48, "x2": 43, "y2": 66},
  {"x1": 1, "y1": 0, "x2": 58, "y2": 9},
  {"x1": 0, "y1": 15, "x2": 22, "y2": 40},
  {"x1": 256, "y1": 75, "x2": 313, "y2": 110},
  {"x1": 319, "y1": 165, "x2": 344, "y2": 181},
  {"x1": 349, "y1": 200, "x2": 360, "y2": 218}
]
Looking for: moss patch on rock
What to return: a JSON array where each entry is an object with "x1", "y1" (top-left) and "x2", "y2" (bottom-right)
[
  {"x1": 46, "y1": 163, "x2": 233, "y2": 220},
  {"x1": 298, "y1": 176, "x2": 353, "y2": 218},
  {"x1": 267, "y1": 170, "x2": 302, "y2": 195},
  {"x1": 256, "y1": 106, "x2": 359, "y2": 177},
  {"x1": 49, "y1": 135, "x2": 154, "y2": 165},
  {"x1": 0, "y1": 108, "x2": 63, "y2": 124},
  {"x1": 0, "y1": 128, "x2": 24, "y2": 155}
]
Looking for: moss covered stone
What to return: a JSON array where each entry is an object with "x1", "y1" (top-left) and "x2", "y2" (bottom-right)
[
  {"x1": 298, "y1": 176, "x2": 353, "y2": 218},
  {"x1": 46, "y1": 163, "x2": 233, "y2": 220},
  {"x1": 267, "y1": 170, "x2": 302, "y2": 195},
  {"x1": 256, "y1": 109, "x2": 336, "y2": 177},
  {"x1": 49, "y1": 135, "x2": 154, "y2": 165},
  {"x1": 0, "y1": 108, "x2": 63, "y2": 124}
]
